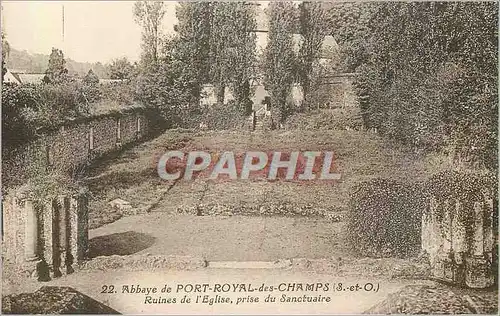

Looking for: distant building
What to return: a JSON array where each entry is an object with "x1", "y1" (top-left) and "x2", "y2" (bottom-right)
[
  {"x1": 3, "y1": 69, "x2": 22, "y2": 84},
  {"x1": 200, "y1": 83, "x2": 304, "y2": 112},
  {"x1": 200, "y1": 2, "x2": 340, "y2": 109},
  {"x1": 3, "y1": 69, "x2": 45, "y2": 84},
  {"x1": 99, "y1": 79, "x2": 124, "y2": 85},
  {"x1": 3, "y1": 68, "x2": 121, "y2": 85},
  {"x1": 252, "y1": 2, "x2": 340, "y2": 64}
]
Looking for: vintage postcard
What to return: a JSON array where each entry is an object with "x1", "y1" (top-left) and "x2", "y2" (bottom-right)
[{"x1": 1, "y1": 0, "x2": 498, "y2": 314}]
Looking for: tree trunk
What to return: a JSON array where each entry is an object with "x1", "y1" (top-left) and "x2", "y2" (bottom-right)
[
  {"x1": 216, "y1": 84, "x2": 225, "y2": 105},
  {"x1": 237, "y1": 80, "x2": 252, "y2": 115}
]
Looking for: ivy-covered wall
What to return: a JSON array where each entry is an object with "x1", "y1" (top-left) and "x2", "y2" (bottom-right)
[{"x1": 2, "y1": 110, "x2": 152, "y2": 189}]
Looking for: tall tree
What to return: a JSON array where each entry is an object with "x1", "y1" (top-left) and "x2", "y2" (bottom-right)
[
  {"x1": 107, "y1": 57, "x2": 134, "y2": 80},
  {"x1": 209, "y1": 2, "x2": 257, "y2": 109},
  {"x1": 43, "y1": 48, "x2": 69, "y2": 84},
  {"x1": 326, "y1": 2, "x2": 378, "y2": 72},
  {"x1": 350, "y1": 2, "x2": 498, "y2": 168},
  {"x1": 298, "y1": 1, "x2": 328, "y2": 108},
  {"x1": 209, "y1": 2, "x2": 232, "y2": 104},
  {"x1": 174, "y1": 2, "x2": 213, "y2": 101},
  {"x1": 227, "y1": 3, "x2": 257, "y2": 115},
  {"x1": 83, "y1": 69, "x2": 99, "y2": 85},
  {"x1": 82, "y1": 69, "x2": 101, "y2": 103},
  {"x1": 263, "y1": 1, "x2": 297, "y2": 123},
  {"x1": 134, "y1": 1, "x2": 166, "y2": 66}
]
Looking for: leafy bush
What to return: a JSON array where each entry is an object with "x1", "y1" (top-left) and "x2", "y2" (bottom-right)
[
  {"x1": 134, "y1": 54, "x2": 200, "y2": 129},
  {"x1": 37, "y1": 82, "x2": 92, "y2": 120},
  {"x1": 99, "y1": 81, "x2": 135, "y2": 105},
  {"x1": 2, "y1": 79, "x2": 138, "y2": 147},
  {"x1": 203, "y1": 101, "x2": 246, "y2": 130},
  {"x1": 345, "y1": 2, "x2": 497, "y2": 170},
  {"x1": 1, "y1": 83, "x2": 40, "y2": 146},
  {"x1": 285, "y1": 107, "x2": 363, "y2": 131},
  {"x1": 347, "y1": 178, "x2": 426, "y2": 258},
  {"x1": 423, "y1": 170, "x2": 497, "y2": 206}
]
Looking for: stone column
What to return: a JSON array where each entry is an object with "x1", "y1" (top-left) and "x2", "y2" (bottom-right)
[
  {"x1": 483, "y1": 198, "x2": 494, "y2": 263},
  {"x1": 451, "y1": 199, "x2": 467, "y2": 284},
  {"x1": 42, "y1": 198, "x2": 54, "y2": 278},
  {"x1": 472, "y1": 201, "x2": 485, "y2": 256},
  {"x1": 24, "y1": 200, "x2": 38, "y2": 261},
  {"x1": 421, "y1": 209, "x2": 430, "y2": 254},
  {"x1": 67, "y1": 196, "x2": 79, "y2": 272},
  {"x1": 3, "y1": 197, "x2": 13, "y2": 263},
  {"x1": 136, "y1": 116, "x2": 141, "y2": 139},
  {"x1": 77, "y1": 194, "x2": 89, "y2": 261},
  {"x1": 56, "y1": 196, "x2": 68, "y2": 275},
  {"x1": 24, "y1": 200, "x2": 43, "y2": 279},
  {"x1": 116, "y1": 118, "x2": 122, "y2": 147},
  {"x1": 435, "y1": 198, "x2": 454, "y2": 283},
  {"x1": 466, "y1": 201, "x2": 493, "y2": 288},
  {"x1": 424, "y1": 197, "x2": 440, "y2": 267},
  {"x1": 51, "y1": 197, "x2": 62, "y2": 278}
]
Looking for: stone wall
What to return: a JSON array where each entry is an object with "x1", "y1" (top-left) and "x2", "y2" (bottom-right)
[
  {"x1": 2, "y1": 191, "x2": 89, "y2": 280},
  {"x1": 200, "y1": 84, "x2": 304, "y2": 109},
  {"x1": 2, "y1": 110, "x2": 152, "y2": 187},
  {"x1": 421, "y1": 173, "x2": 498, "y2": 288}
]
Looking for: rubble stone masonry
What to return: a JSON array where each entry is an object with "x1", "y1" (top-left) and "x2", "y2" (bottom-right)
[
  {"x1": 422, "y1": 174, "x2": 498, "y2": 288},
  {"x1": 2, "y1": 191, "x2": 89, "y2": 280}
]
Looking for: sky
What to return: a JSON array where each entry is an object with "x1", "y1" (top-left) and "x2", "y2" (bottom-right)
[{"x1": 1, "y1": 1, "x2": 179, "y2": 63}]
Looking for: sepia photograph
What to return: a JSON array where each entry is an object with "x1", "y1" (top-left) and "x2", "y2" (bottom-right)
[{"x1": 1, "y1": 0, "x2": 498, "y2": 314}]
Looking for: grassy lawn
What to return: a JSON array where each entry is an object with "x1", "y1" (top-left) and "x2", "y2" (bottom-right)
[{"x1": 85, "y1": 126, "x2": 450, "y2": 229}]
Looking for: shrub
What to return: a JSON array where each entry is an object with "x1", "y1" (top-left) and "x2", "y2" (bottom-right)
[
  {"x1": 423, "y1": 171, "x2": 497, "y2": 227},
  {"x1": 1, "y1": 83, "x2": 40, "y2": 146},
  {"x1": 349, "y1": 2, "x2": 497, "y2": 169},
  {"x1": 285, "y1": 107, "x2": 363, "y2": 131},
  {"x1": 347, "y1": 178, "x2": 426, "y2": 258},
  {"x1": 203, "y1": 101, "x2": 246, "y2": 130},
  {"x1": 37, "y1": 82, "x2": 92, "y2": 119},
  {"x1": 99, "y1": 81, "x2": 135, "y2": 105}
]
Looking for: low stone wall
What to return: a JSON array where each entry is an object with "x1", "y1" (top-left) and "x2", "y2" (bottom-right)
[
  {"x1": 421, "y1": 173, "x2": 498, "y2": 288},
  {"x1": 2, "y1": 109, "x2": 152, "y2": 187},
  {"x1": 2, "y1": 191, "x2": 89, "y2": 280}
]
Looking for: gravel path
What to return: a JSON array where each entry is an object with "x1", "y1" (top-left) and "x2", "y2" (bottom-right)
[
  {"x1": 4, "y1": 268, "x2": 433, "y2": 314},
  {"x1": 88, "y1": 213, "x2": 349, "y2": 261}
]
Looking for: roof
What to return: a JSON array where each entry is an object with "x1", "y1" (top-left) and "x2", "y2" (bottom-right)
[
  {"x1": 3, "y1": 70, "x2": 45, "y2": 84},
  {"x1": 99, "y1": 79, "x2": 124, "y2": 85},
  {"x1": 10, "y1": 72, "x2": 22, "y2": 83},
  {"x1": 17, "y1": 73, "x2": 45, "y2": 84}
]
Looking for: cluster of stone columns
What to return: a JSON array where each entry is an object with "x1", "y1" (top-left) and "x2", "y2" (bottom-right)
[
  {"x1": 2, "y1": 192, "x2": 89, "y2": 281},
  {"x1": 422, "y1": 191, "x2": 497, "y2": 288}
]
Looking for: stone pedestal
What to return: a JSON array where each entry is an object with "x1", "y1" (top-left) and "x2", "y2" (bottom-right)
[{"x1": 2, "y1": 190, "x2": 89, "y2": 282}]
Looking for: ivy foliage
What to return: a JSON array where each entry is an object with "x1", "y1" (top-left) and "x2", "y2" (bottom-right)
[
  {"x1": 297, "y1": 1, "x2": 329, "y2": 108},
  {"x1": 43, "y1": 48, "x2": 70, "y2": 84},
  {"x1": 332, "y1": 2, "x2": 498, "y2": 169},
  {"x1": 347, "y1": 178, "x2": 426, "y2": 258},
  {"x1": 136, "y1": 2, "x2": 257, "y2": 127},
  {"x1": 263, "y1": 1, "x2": 297, "y2": 123}
]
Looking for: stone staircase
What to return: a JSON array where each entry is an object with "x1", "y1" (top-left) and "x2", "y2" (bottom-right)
[{"x1": 248, "y1": 106, "x2": 271, "y2": 131}]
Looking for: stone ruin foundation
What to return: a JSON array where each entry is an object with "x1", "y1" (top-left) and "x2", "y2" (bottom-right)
[
  {"x1": 2, "y1": 190, "x2": 89, "y2": 281},
  {"x1": 421, "y1": 173, "x2": 498, "y2": 288}
]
